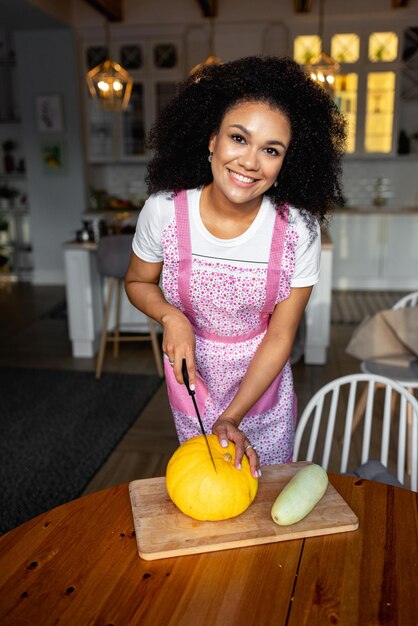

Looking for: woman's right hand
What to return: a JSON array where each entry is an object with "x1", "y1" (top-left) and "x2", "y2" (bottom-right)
[{"x1": 161, "y1": 309, "x2": 196, "y2": 387}]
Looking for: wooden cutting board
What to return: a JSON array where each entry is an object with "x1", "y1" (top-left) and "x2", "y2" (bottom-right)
[{"x1": 129, "y1": 462, "x2": 359, "y2": 561}]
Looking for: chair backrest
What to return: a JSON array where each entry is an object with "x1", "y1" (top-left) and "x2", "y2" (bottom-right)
[
  {"x1": 392, "y1": 291, "x2": 418, "y2": 310},
  {"x1": 293, "y1": 373, "x2": 418, "y2": 491},
  {"x1": 96, "y1": 234, "x2": 133, "y2": 279}
]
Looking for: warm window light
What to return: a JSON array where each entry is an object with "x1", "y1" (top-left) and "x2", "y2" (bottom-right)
[
  {"x1": 87, "y1": 59, "x2": 133, "y2": 111},
  {"x1": 365, "y1": 71, "x2": 395, "y2": 152},
  {"x1": 334, "y1": 73, "x2": 358, "y2": 153},
  {"x1": 294, "y1": 35, "x2": 321, "y2": 64},
  {"x1": 331, "y1": 34, "x2": 360, "y2": 63},
  {"x1": 369, "y1": 32, "x2": 398, "y2": 62}
]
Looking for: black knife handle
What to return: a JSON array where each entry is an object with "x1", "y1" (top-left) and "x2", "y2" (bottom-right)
[{"x1": 182, "y1": 359, "x2": 194, "y2": 396}]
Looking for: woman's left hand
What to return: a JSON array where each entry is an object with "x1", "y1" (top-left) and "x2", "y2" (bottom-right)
[{"x1": 212, "y1": 418, "x2": 261, "y2": 479}]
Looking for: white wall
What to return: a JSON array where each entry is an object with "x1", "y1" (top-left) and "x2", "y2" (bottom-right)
[{"x1": 15, "y1": 28, "x2": 87, "y2": 284}]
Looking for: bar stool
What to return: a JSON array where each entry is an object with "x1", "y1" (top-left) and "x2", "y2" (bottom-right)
[{"x1": 95, "y1": 234, "x2": 164, "y2": 380}]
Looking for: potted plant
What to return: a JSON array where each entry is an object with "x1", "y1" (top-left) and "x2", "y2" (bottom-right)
[{"x1": 2, "y1": 140, "x2": 16, "y2": 174}]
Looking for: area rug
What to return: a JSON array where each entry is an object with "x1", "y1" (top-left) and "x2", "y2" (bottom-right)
[
  {"x1": 331, "y1": 290, "x2": 409, "y2": 324},
  {"x1": 0, "y1": 367, "x2": 162, "y2": 535}
]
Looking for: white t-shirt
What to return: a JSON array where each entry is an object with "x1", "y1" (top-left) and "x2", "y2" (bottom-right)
[{"x1": 132, "y1": 188, "x2": 320, "y2": 287}]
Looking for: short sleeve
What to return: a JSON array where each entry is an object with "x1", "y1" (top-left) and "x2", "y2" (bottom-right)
[
  {"x1": 132, "y1": 195, "x2": 164, "y2": 263},
  {"x1": 290, "y1": 212, "x2": 321, "y2": 288}
]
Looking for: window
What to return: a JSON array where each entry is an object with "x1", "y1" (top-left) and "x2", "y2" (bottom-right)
[
  {"x1": 293, "y1": 35, "x2": 321, "y2": 64},
  {"x1": 368, "y1": 32, "x2": 398, "y2": 62},
  {"x1": 120, "y1": 45, "x2": 142, "y2": 70},
  {"x1": 86, "y1": 46, "x2": 108, "y2": 71},
  {"x1": 365, "y1": 72, "x2": 396, "y2": 153},
  {"x1": 334, "y1": 73, "x2": 358, "y2": 153},
  {"x1": 293, "y1": 29, "x2": 402, "y2": 155},
  {"x1": 155, "y1": 83, "x2": 178, "y2": 117},
  {"x1": 331, "y1": 34, "x2": 360, "y2": 63},
  {"x1": 122, "y1": 83, "x2": 145, "y2": 156},
  {"x1": 154, "y1": 44, "x2": 177, "y2": 69}
]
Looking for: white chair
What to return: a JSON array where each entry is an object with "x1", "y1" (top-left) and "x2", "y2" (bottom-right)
[
  {"x1": 95, "y1": 234, "x2": 164, "y2": 380},
  {"x1": 353, "y1": 291, "x2": 418, "y2": 470},
  {"x1": 391, "y1": 291, "x2": 418, "y2": 310},
  {"x1": 293, "y1": 373, "x2": 418, "y2": 492}
]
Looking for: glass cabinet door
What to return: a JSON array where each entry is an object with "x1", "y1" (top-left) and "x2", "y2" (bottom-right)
[
  {"x1": 121, "y1": 82, "x2": 146, "y2": 157},
  {"x1": 155, "y1": 82, "x2": 177, "y2": 118},
  {"x1": 88, "y1": 102, "x2": 114, "y2": 161}
]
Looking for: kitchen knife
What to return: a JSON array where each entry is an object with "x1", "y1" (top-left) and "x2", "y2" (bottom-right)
[{"x1": 181, "y1": 359, "x2": 217, "y2": 473}]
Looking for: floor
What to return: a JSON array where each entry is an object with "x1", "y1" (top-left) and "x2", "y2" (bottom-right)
[{"x1": 0, "y1": 282, "x2": 405, "y2": 494}]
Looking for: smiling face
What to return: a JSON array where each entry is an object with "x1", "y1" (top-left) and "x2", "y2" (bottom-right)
[{"x1": 208, "y1": 100, "x2": 291, "y2": 210}]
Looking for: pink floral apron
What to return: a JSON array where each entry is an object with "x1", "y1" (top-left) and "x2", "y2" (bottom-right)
[{"x1": 163, "y1": 190, "x2": 297, "y2": 466}]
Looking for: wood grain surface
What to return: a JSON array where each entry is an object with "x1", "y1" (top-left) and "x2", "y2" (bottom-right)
[
  {"x1": 0, "y1": 475, "x2": 417, "y2": 626},
  {"x1": 129, "y1": 462, "x2": 359, "y2": 560}
]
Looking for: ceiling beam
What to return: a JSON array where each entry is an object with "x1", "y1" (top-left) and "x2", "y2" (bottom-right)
[
  {"x1": 293, "y1": 0, "x2": 312, "y2": 13},
  {"x1": 82, "y1": 0, "x2": 123, "y2": 22},
  {"x1": 195, "y1": 0, "x2": 217, "y2": 18}
]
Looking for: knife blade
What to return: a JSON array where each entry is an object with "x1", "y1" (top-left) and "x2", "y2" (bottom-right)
[{"x1": 181, "y1": 359, "x2": 217, "y2": 473}]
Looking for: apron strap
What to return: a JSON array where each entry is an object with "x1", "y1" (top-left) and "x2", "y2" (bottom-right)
[
  {"x1": 174, "y1": 190, "x2": 196, "y2": 325},
  {"x1": 174, "y1": 190, "x2": 289, "y2": 336},
  {"x1": 260, "y1": 205, "x2": 289, "y2": 321}
]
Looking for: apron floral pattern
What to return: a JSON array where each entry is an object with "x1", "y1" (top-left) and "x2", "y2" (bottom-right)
[{"x1": 163, "y1": 190, "x2": 298, "y2": 466}]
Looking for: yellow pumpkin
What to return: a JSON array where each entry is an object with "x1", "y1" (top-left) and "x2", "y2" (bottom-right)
[{"x1": 165, "y1": 434, "x2": 258, "y2": 521}]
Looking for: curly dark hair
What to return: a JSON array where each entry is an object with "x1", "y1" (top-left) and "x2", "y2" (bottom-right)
[{"x1": 146, "y1": 56, "x2": 346, "y2": 225}]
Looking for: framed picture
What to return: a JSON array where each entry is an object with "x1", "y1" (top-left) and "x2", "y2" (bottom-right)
[
  {"x1": 41, "y1": 141, "x2": 67, "y2": 175},
  {"x1": 36, "y1": 94, "x2": 64, "y2": 133}
]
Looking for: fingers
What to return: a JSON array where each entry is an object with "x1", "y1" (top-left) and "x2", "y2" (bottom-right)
[
  {"x1": 213, "y1": 418, "x2": 231, "y2": 449},
  {"x1": 235, "y1": 439, "x2": 261, "y2": 479},
  {"x1": 161, "y1": 313, "x2": 196, "y2": 386},
  {"x1": 212, "y1": 418, "x2": 261, "y2": 479},
  {"x1": 164, "y1": 351, "x2": 196, "y2": 387}
]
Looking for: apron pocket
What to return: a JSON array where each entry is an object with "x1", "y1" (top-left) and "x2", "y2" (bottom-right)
[
  {"x1": 246, "y1": 371, "x2": 283, "y2": 417},
  {"x1": 164, "y1": 356, "x2": 209, "y2": 417}
]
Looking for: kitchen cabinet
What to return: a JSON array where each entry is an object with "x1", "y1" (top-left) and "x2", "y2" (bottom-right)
[
  {"x1": 329, "y1": 211, "x2": 418, "y2": 289},
  {"x1": 84, "y1": 39, "x2": 182, "y2": 163}
]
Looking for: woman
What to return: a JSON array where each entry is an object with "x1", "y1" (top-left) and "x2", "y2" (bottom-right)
[{"x1": 125, "y1": 56, "x2": 346, "y2": 479}]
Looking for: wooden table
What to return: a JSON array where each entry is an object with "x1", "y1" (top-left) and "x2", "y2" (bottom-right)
[{"x1": 0, "y1": 474, "x2": 417, "y2": 625}]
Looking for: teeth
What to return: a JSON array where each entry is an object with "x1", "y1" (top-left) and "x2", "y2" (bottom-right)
[{"x1": 229, "y1": 170, "x2": 255, "y2": 184}]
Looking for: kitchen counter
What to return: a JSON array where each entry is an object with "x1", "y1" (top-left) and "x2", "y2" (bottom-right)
[{"x1": 329, "y1": 210, "x2": 418, "y2": 290}]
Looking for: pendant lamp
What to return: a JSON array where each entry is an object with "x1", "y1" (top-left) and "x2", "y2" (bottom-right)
[
  {"x1": 305, "y1": 0, "x2": 339, "y2": 93},
  {"x1": 86, "y1": 22, "x2": 133, "y2": 111},
  {"x1": 190, "y1": 16, "x2": 222, "y2": 77}
]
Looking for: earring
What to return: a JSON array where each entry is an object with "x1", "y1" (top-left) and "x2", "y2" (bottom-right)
[
  {"x1": 208, "y1": 152, "x2": 213, "y2": 163},
  {"x1": 273, "y1": 181, "x2": 278, "y2": 188}
]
